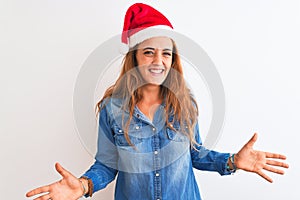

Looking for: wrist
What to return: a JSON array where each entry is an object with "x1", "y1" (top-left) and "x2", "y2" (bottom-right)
[
  {"x1": 80, "y1": 176, "x2": 94, "y2": 197},
  {"x1": 79, "y1": 178, "x2": 88, "y2": 196},
  {"x1": 234, "y1": 153, "x2": 241, "y2": 169},
  {"x1": 226, "y1": 153, "x2": 237, "y2": 173}
]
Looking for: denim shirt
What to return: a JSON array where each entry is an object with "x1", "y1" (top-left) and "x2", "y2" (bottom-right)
[{"x1": 83, "y1": 98, "x2": 232, "y2": 200}]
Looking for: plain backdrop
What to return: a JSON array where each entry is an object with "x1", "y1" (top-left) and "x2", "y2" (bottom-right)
[{"x1": 1, "y1": 0, "x2": 299, "y2": 199}]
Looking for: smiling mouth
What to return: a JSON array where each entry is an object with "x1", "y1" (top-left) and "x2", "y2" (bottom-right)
[{"x1": 149, "y1": 68, "x2": 164, "y2": 74}]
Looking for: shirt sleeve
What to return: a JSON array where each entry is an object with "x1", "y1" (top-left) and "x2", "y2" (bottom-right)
[
  {"x1": 190, "y1": 122, "x2": 232, "y2": 175},
  {"x1": 82, "y1": 104, "x2": 118, "y2": 195}
]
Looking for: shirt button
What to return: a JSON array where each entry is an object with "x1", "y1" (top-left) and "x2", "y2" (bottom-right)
[
  {"x1": 152, "y1": 127, "x2": 156, "y2": 132},
  {"x1": 154, "y1": 150, "x2": 158, "y2": 155},
  {"x1": 157, "y1": 199, "x2": 160, "y2": 200},
  {"x1": 155, "y1": 173, "x2": 160, "y2": 177},
  {"x1": 118, "y1": 129, "x2": 122, "y2": 133},
  {"x1": 135, "y1": 126, "x2": 140, "y2": 130}
]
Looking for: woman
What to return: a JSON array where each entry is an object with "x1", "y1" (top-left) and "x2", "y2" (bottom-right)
[{"x1": 26, "y1": 3, "x2": 289, "y2": 200}]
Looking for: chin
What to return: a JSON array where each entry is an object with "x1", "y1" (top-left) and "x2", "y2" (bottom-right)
[
  {"x1": 146, "y1": 79, "x2": 165, "y2": 86},
  {"x1": 145, "y1": 82, "x2": 162, "y2": 87}
]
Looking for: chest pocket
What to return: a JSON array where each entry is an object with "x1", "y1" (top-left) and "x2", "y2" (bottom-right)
[
  {"x1": 113, "y1": 124, "x2": 144, "y2": 147},
  {"x1": 166, "y1": 123, "x2": 189, "y2": 142}
]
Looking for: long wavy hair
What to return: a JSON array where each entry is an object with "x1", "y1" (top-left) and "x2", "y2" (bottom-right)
[{"x1": 95, "y1": 40, "x2": 199, "y2": 148}]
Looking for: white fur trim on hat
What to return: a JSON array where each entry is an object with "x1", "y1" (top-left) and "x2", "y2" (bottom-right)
[{"x1": 128, "y1": 25, "x2": 174, "y2": 48}]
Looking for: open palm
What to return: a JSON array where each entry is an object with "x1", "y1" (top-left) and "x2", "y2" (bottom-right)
[
  {"x1": 235, "y1": 133, "x2": 289, "y2": 183},
  {"x1": 26, "y1": 163, "x2": 84, "y2": 200}
]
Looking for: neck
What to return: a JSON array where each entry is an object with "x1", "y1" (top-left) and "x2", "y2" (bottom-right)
[
  {"x1": 140, "y1": 84, "x2": 161, "y2": 105},
  {"x1": 137, "y1": 84, "x2": 162, "y2": 122}
]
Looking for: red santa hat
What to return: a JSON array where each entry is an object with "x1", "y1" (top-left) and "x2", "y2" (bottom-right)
[{"x1": 120, "y1": 3, "x2": 174, "y2": 54}]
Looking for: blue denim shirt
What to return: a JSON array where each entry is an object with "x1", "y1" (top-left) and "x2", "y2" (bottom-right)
[{"x1": 83, "y1": 98, "x2": 232, "y2": 200}]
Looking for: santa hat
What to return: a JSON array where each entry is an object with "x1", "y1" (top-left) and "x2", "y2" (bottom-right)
[{"x1": 120, "y1": 3, "x2": 174, "y2": 54}]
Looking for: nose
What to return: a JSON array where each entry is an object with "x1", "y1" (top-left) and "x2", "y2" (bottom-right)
[{"x1": 152, "y1": 51, "x2": 163, "y2": 65}]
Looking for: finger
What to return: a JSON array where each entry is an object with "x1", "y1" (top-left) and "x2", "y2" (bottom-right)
[
  {"x1": 265, "y1": 152, "x2": 287, "y2": 160},
  {"x1": 33, "y1": 193, "x2": 51, "y2": 200},
  {"x1": 263, "y1": 165, "x2": 285, "y2": 175},
  {"x1": 245, "y1": 133, "x2": 258, "y2": 148},
  {"x1": 26, "y1": 185, "x2": 50, "y2": 197},
  {"x1": 257, "y1": 170, "x2": 273, "y2": 183},
  {"x1": 266, "y1": 160, "x2": 289, "y2": 168},
  {"x1": 55, "y1": 162, "x2": 71, "y2": 178}
]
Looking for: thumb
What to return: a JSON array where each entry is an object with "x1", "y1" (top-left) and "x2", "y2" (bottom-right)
[
  {"x1": 55, "y1": 162, "x2": 72, "y2": 179},
  {"x1": 245, "y1": 133, "x2": 258, "y2": 148}
]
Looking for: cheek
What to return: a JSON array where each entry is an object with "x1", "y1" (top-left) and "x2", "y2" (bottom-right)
[
  {"x1": 137, "y1": 65, "x2": 149, "y2": 78},
  {"x1": 164, "y1": 56, "x2": 173, "y2": 65},
  {"x1": 164, "y1": 63, "x2": 171, "y2": 69},
  {"x1": 136, "y1": 54, "x2": 150, "y2": 66},
  {"x1": 165, "y1": 67, "x2": 171, "y2": 76}
]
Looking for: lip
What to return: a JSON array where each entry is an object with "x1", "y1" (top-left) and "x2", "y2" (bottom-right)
[{"x1": 148, "y1": 67, "x2": 165, "y2": 75}]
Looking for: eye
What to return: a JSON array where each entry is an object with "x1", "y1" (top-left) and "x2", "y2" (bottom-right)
[
  {"x1": 163, "y1": 52, "x2": 172, "y2": 57},
  {"x1": 144, "y1": 51, "x2": 154, "y2": 56}
]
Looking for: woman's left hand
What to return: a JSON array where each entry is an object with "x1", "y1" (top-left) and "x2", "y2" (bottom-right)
[{"x1": 234, "y1": 133, "x2": 289, "y2": 183}]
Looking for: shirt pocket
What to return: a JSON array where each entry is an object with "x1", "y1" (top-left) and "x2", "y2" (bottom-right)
[
  {"x1": 113, "y1": 124, "x2": 144, "y2": 147},
  {"x1": 166, "y1": 124, "x2": 188, "y2": 142}
]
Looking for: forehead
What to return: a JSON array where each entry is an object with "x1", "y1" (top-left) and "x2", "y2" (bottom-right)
[{"x1": 137, "y1": 37, "x2": 173, "y2": 50}]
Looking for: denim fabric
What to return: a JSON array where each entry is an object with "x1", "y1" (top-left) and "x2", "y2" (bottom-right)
[{"x1": 83, "y1": 98, "x2": 232, "y2": 200}]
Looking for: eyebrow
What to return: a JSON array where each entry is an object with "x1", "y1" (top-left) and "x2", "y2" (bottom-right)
[{"x1": 142, "y1": 47, "x2": 172, "y2": 51}]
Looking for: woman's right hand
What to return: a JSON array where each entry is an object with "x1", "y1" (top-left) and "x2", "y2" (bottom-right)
[{"x1": 26, "y1": 163, "x2": 86, "y2": 200}]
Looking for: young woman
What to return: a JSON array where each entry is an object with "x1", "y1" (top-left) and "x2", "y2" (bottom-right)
[{"x1": 26, "y1": 3, "x2": 289, "y2": 200}]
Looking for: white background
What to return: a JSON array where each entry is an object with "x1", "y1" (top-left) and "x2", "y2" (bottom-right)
[{"x1": 1, "y1": 0, "x2": 299, "y2": 199}]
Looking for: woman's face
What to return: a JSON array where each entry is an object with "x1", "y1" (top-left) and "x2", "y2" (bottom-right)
[{"x1": 135, "y1": 37, "x2": 173, "y2": 86}]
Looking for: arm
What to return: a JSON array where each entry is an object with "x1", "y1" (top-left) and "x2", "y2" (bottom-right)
[
  {"x1": 191, "y1": 122, "x2": 289, "y2": 181},
  {"x1": 81, "y1": 103, "x2": 119, "y2": 196},
  {"x1": 191, "y1": 122, "x2": 232, "y2": 175},
  {"x1": 26, "y1": 103, "x2": 118, "y2": 199}
]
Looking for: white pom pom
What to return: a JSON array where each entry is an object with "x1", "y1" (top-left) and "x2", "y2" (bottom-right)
[{"x1": 119, "y1": 43, "x2": 129, "y2": 55}]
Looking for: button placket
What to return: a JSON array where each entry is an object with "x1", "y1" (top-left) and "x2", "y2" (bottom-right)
[{"x1": 152, "y1": 125, "x2": 161, "y2": 200}]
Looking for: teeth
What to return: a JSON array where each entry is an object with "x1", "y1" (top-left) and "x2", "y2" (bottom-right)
[{"x1": 149, "y1": 69, "x2": 164, "y2": 74}]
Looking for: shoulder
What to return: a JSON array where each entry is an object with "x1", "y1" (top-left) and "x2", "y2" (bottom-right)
[
  {"x1": 99, "y1": 97, "x2": 124, "y2": 111},
  {"x1": 98, "y1": 97, "x2": 126, "y2": 121}
]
